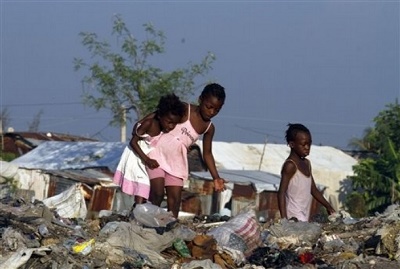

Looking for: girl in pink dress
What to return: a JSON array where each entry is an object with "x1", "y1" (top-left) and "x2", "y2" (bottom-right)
[
  {"x1": 146, "y1": 83, "x2": 227, "y2": 218},
  {"x1": 278, "y1": 123, "x2": 335, "y2": 222},
  {"x1": 113, "y1": 94, "x2": 185, "y2": 206}
]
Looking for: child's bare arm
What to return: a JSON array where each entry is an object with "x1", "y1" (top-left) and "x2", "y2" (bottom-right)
[
  {"x1": 202, "y1": 124, "x2": 226, "y2": 192},
  {"x1": 310, "y1": 178, "x2": 335, "y2": 214},
  {"x1": 130, "y1": 118, "x2": 159, "y2": 169},
  {"x1": 278, "y1": 161, "x2": 295, "y2": 219}
]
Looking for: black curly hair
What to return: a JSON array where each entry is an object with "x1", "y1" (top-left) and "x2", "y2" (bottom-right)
[
  {"x1": 156, "y1": 93, "x2": 185, "y2": 118},
  {"x1": 200, "y1": 83, "x2": 226, "y2": 102},
  {"x1": 285, "y1": 123, "x2": 311, "y2": 144}
]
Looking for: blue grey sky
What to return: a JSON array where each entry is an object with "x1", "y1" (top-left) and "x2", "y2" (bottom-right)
[{"x1": 1, "y1": 1, "x2": 399, "y2": 150}]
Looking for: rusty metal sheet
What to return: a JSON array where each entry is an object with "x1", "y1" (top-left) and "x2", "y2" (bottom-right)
[
  {"x1": 189, "y1": 179, "x2": 214, "y2": 195},
  {"x1": 88, "y1": 185, "x2": 115, "y2": 212},
  {"x1": 232, "y1": 184, "x2": 256, "y2": 199}
]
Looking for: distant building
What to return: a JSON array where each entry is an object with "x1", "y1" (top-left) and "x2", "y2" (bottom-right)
[
  {"x1": 2, "y1": 139, "x2": 358, "y2": 219},
  {"x1": 193, "y1": 141, "x2": 358, "y2": 210},
  {"x1": 1, "y1": 131, "x2": 97, "y2": 157}
]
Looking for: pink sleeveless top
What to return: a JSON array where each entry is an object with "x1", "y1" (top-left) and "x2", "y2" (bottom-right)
[
  {"x1": 147, "y1": 104, "x2": 211, "y2": 179},
  {"x1": 285, "y1": 159, "x2": 313, "y2": 222}
]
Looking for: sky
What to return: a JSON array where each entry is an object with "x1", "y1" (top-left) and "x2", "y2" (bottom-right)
[{"x1": 1, "y1": 0, "x2": 399, "y2": 150}]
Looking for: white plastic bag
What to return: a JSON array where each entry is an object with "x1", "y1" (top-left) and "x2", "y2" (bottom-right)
[
  {"x1": 133, "y1": 203, "x2": 176, "y2": 227},
  {"x1": 42, "y1": 183, "x2": 87, "y2": 219},
  {"x1": 207, "y1": 209, "x2": 261, "y2": 256}
]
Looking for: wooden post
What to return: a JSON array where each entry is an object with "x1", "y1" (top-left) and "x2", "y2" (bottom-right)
[
  {"x1": 258, "y1": 136, "x2": 268, "y2": 170},
  {"x1": 0, "y1": 118, "x2": 3, "y2": 151},
  {"x1": 120, "y1": 106, "x2": 126, "y2": 143}
]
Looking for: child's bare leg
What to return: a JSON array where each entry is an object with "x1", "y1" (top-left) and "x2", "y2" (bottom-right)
[
  {"x1": 166, "y1": 186, "x2": 183, "y2": 218},
  {"x1": 134, "y1": 196, "x2": 146, "y2": 204},
  {"x1": 129, "y1": 196, "x2": 146, "y2": 219},
  {"x1": 149, "y1": 177, "x2": 165, "y2": 206}
]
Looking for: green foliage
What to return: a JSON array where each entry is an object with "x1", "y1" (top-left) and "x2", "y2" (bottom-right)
[
  {"x1": 1, "y1": 176, "x2": 18, "y2": 195},
  {"x1": 368, "y1": 103, "x2": 400, "y2": 153},
  {"x1": 74, "y1": 14, "x2": 215, "y2": 126},
  {"x1": 345, "y1": 192, "x2": 367, "y2": 218},
  {"x1": 0, "y1": 151, "x2": 18, "y2": 162},
  {"x1": 348, "y1": 127, "x2": 374, "y2": 151},
  {"x1": 347, "y1": 102, "x2": 400, "y2": 214}
]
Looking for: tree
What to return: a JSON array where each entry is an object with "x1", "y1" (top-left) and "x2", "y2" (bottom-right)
[
  {"x1": 348, "y1": 127, "x2": 375, "y2": 151},
  {"x1": 0, "y1": 107, "x2": 11, "y2": 133},
  {"x1": 0, "y1": 107, "x2": 17, "y2": 160},
  {"x1": 370, "y1": 102, "x2": 400, "y2": 151},
  {"x1": 347, "y1": 102, "x2": 400, "y2": 215},
  {"x1": 28, "y1": 109, "x2": 43, "y2": 132},
  {"x1": 74, "y1": 14, "x2": 215, "y2": 127}
]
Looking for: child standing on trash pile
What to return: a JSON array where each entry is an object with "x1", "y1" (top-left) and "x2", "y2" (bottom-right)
[
  {"x1": 146, "y1": 83, "x2": 227, "y2": 218},
  {"x1": 278, "y1": 123, "x2": 335, "y2": 222},
  {"x1": 113, "y1": 94, "x2": 185, "y2": 206}
]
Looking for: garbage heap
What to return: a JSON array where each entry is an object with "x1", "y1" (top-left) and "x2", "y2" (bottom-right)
[{"x1": 2, "y1": 196, "x2": 400, "y2": 269}]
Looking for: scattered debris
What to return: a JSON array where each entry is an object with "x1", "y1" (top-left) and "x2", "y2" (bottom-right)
[{"x1": 3, "y1": 191, "x2": 400, "y2": 268}]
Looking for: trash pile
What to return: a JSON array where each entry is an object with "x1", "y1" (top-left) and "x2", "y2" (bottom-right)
[{"x1": 2, "y1": 192, "x2": 400, "y2": 269}]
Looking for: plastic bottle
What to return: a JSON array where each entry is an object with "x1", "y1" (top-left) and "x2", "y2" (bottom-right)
[
  {"x1": 173, "y1": 238, "x2": 191, "y2": 258},
  {"x1": 72, "y1": 238, "x2": 95, "y2": 255},
  {"x1": 38, "y1": 224, "x2": 49, "y2": 237}
]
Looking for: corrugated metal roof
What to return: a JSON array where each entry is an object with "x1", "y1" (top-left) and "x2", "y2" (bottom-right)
[
  {"x1": 9, "y1": 140, "x2": 357, "y2": 206},
  {"x1": 43, "y1": 169, "x2": 115, "y2": 186},
  {"x1": 4, "y1": 132, "x2": 98, "y2": 142},
  {"x1": 194, "y1": 141, "x2": 357, "y2": 206},
  {"x1": 190, "y1": 169, "x2": 327, "y2": 193},
  {"x1": 11, "y1": 141, "x2": 126, "y2": 171},
  {"x1": 191, "y1": 170, "x2": 281, "y2": 192}
]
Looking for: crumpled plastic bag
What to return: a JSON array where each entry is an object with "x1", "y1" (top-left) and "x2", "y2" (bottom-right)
[
  {"x1": 319, "y1": 234, "x2": 345, "y2": 252},
  {"x1": 133, "y1": 203, "x2": 176, "y2": 228},
  {"x1": 180, "y1": 259, "x2": 223, "y2": 269},
  {"x1": 96, "y1": 221, "x2": 175, "y2": 268},
  {"x1": 42, "y1": 183, "x2": 87, "y2": 219},
  {"x1": 207, "y1": 209, "x2": 261, "y2": 257},
  {"x1": 268, "y1": 219, "x2": 322, "y2": 247},
  {"x1": 173, "y1": 225, "x2": 197, "y2": 241},
  {"x1": 0, "y1": 247, "x2": 50, "y2": 269},
  {"x1": 328, "y1": 210, "x2": 358, "y2": 225},
  {"x1": 0, "y1": 248, "x2": 34, "y2": 269}
]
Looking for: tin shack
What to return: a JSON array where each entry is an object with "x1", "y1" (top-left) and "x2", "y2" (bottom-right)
[{"x1": 189, "y1": 170, "x2": 325, "y2": 221}]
